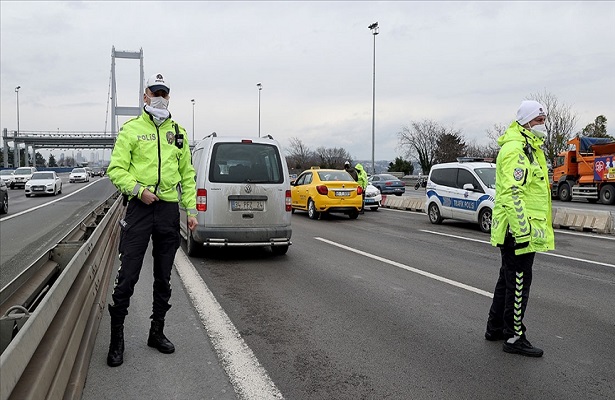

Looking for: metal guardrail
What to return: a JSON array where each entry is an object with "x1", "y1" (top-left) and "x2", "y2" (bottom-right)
[{"x1": 0, "y1": 192, "x2": 122, "y2": 400}]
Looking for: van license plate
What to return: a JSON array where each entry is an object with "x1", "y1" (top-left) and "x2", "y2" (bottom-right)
[
  {"x1": 335, "y1": 191, "x2": 350, "y2": 197},
  {"x1": 231, "y1": 200, "x2": 264, "y2": 211}
]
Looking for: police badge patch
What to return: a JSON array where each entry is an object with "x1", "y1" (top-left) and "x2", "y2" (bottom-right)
[
  {"x1": 166, "y1": 131, "x2": 174, "y2": 145},
  {"x1": 513, "y1": 168, "x2": 524, "y2": 181}
]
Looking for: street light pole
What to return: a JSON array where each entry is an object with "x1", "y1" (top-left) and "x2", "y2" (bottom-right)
[
  {"x1": 191, "y1": 99, "x2": 195, "y2": 144},
  {"x1": 257, "y1": 83, "x2": 262, "y2": 137},
  {"x1": 368, "y1": 22, "x2": 379, "y2": 175},
  {"x1": 15, "y1": 86, "x2": 21, "y2": 137}
]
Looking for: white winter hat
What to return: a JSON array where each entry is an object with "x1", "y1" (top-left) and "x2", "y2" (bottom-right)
[
  {"x1": 146, "y1": 73, "x2": 170, "y2": 94},
  {"x1": 516, "y1": 100, "x2": 547, "y2": 125}
]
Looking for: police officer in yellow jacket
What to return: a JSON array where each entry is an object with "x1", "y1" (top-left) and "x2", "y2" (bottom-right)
[
  {"x1": 485, "y1": 100, "x2": 555, "y2": 357},
  {"x1": 355, "y1": 163, "x2": 368, "y2": 213},
  {"x1": 106, "y1": 73, "x2": 198, "y2": 367}
]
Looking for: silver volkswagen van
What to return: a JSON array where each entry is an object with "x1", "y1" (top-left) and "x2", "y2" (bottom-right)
[{"x1": 181, "y1": 134, "x2": 292, "y2": 256}]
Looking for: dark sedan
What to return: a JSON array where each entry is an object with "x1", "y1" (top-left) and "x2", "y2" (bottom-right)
[
  {"x1": 368, "y1": 174, "x2": 406, "y2": 196},
  {"x1": 0, "y1": 178, "x2": 8, "y2": 214}
]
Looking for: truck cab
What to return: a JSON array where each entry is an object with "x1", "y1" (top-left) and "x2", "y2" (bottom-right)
[{"x1": 551, "y1": 137, "x2": 615, "y2": 204}]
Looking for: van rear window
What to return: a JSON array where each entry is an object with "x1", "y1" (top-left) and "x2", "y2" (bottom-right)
[{"x1": 209, "y1": 143, "x2": 284, "y2": 184}]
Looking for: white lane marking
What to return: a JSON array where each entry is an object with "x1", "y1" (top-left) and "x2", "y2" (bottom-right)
[
  {"x1": 0, "y1": 179, "x2": 103, "y2": 222},
  {"x1": 420, "y1": 229, "x2": 615, "y2": 269},
  {"x1": 174, "y1": 249, "x2": 284, "y2": 400},
  {"x1": 555, "y1": 229, "x2": 615, "y2": 241},
  {"x1": 381, "y1": 207, "x2": 615, "y2": 241},
  {"x1": 314, "y1": 237, "x2": 493, "y2": 298},
  {"x1": 380, "y1": 207, "x2": 425, "y2": 215}
]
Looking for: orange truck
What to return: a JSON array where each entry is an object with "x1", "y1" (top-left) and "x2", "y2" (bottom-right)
[{"x1": 551, "y1": 136, "x2": 615, "y2": 205}]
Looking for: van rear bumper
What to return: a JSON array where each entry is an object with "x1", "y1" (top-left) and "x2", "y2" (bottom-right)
[{"x1": 192, "y1": 226, "x2": 292, "y2": 247}]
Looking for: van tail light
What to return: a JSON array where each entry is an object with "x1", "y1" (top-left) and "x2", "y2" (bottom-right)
[
  {"x1": 285, "y1": 190, "x2": 292, "y2": 212},
  {"x1": 316, "y1": 185, "x2": 329, "y2": 195},
  {"x1": 357, "y1": 186, "x2": 363, "y2": 195},
  {"x1": 196, "y1": 188, "x2": 207, "y2": 211}
]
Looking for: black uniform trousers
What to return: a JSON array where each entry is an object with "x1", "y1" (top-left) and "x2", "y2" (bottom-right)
[
  {"x1": 108, "y1": 198, "x2": 180, "y2": 326},
  {"x1": 487, "y1": 234, "x2": 535, "y2": 338}
]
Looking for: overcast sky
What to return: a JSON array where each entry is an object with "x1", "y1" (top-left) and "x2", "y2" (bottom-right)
[{"x1": 1, "y1": 1, "x2": 614, "y2": 162}]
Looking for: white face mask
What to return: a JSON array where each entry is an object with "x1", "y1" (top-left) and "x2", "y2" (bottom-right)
[
  {"x1": 146, "y1": 93, "x2": 169, "y2": 110},
  {"x1": 530, "y1": 124, "x2": 547, "y2": 139}
]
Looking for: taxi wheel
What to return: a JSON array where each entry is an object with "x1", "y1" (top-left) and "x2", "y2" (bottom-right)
[
  {"x1": 479, "y1": 208, "x2": 492, "y2": 233},
  {"x1": 428, "y1": 203, "x2": 442, "y2": 224},
  {"x1": 348, "y1": 210, "x2": 359, "y2": 219},
  {"x1": 307, "y1": 199, "x2": 319, "y2": 220}
]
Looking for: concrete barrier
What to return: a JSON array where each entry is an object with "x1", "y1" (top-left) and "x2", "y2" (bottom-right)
[
  {"x1": 552, "y1": 207, "x2": 613, "y2": 234},
  {"x1": 382, "y1": 195, "x2": 425, "y2": 212},
  {"x1": 381, "y1": 196, "x2": 613, "y2": 234}
]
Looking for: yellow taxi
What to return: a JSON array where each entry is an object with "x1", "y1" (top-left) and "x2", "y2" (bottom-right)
[{"x1": 291, "y1": 167, "x2": 363, "y2": 219}]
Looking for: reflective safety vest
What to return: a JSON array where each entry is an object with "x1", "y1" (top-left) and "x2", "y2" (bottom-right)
[
  {"x1": 107, "y1": 109, "x2": 197, "y2": 216},
  {"x1": 490, "y1": 121, "x2": 555, "y2": 255}
]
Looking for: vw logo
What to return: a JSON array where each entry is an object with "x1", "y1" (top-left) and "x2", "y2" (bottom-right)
[{"x1": 244, "y1": 184, "x2": 253, "y2": 193}]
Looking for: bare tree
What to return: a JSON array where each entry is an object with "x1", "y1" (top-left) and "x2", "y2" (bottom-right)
[
  {"x1": 465, "y1": 123, "x2": 506, "y2": 160},
  {"x1": 314, "y1": 146, "x2": 353, "y2": 169},
  {"x1": 286, "y1": 137, "x2": 316, "y2": 170},
  {"x1": 398, "y1": 119, "x2": 451, "y2": 173},
  {"x1": 528, "y1": 90, "x2": 578, "y2": 164}
]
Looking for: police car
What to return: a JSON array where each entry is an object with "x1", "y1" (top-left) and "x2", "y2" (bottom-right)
[{"x1": 425, "y1": 158, "x2": 496, "y2": 233}]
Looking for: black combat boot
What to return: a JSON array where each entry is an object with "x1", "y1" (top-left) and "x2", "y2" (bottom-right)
[
  {"x1": 147, "y1": 320, "x2": 175, "y2": 354},
  {"x1": 107, "y1": 324, "x2": 125, "y2": 367}
]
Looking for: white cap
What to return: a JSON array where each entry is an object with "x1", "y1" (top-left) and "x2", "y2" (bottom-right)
[
  {"x1": 516, "y1": 100, "x2": 547, "y2": 125},
  {"x1": 146, "y1": 73, "x2": 170, "y2": 94}
]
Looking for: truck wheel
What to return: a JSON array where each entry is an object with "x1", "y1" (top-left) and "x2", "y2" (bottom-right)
[
  {"x1": 558, "y1": 183, "x2": 572, "y2": 202},
  {"x1": 599, "y1": 185, "x2": 615, "y2": 205}
]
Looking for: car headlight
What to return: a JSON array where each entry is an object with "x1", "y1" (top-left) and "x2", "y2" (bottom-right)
[{"x1": 46, "y1": 183, "x2": 53, "y2": 188}]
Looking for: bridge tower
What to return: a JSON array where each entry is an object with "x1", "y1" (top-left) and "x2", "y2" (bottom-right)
[{"x1": 110, "y1": 47, "x2": 144, "y2": 136}]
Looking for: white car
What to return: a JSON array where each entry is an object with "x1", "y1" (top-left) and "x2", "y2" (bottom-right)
[
  {"x1": 0, "y1": 170, "x2": 15, "y2": 187},
  {"x1": 69, "y1": 168, "x2": 90, "y2": 183},
  {"x1": 25, "y1": 171, "x2": 63, "y2": 197},
  {"x1": 364, "y1": 183, "x2": 382, "y2": 211},
  {"x1": 10, "y1": 166, "x2": 37, "y2": 189},
  {"x1": 425, "y1": 158, "x2": 496, "y2": 233}
]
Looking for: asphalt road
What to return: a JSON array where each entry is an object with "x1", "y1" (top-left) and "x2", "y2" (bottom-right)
[
  {"x1": 0, "y1": 175, "x2": 117, "y2": 288},
  {"x1": 186, "y1": 208, "x2": 614, "y2": 399},
  {"x1": 2, "y1": 182, "x2": 614, "y2": 399}
]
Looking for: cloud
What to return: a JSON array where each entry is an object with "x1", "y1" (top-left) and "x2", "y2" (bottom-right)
[{"x1": 1, "y1": 1, "x2": 614, "y2": 162}]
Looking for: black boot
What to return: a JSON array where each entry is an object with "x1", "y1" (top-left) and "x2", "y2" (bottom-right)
[
  {"x1": 147, "y1": 320, "x2": 175, "y2": 354},
  {"x1": 107, "y1": 324, "x2": 124, "y2": 367}
]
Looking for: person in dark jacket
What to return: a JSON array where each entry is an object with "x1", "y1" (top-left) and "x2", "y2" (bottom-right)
[{"x1": 344, "y1": 161, "x2": 358, "y2": 181}]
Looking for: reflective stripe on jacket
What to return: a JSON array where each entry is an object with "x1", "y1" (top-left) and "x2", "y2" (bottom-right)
[
  {"x1": 107, "y1": 109, "x2": 197, "y2": 215},
  {"x1": 490, "y1": 121, "x2": 555, "y2": 255}
]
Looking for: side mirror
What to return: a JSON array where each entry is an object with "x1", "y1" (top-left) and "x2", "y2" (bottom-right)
[{"x1": 462, "y1": 183, "x2": 475, "y2": 191}]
